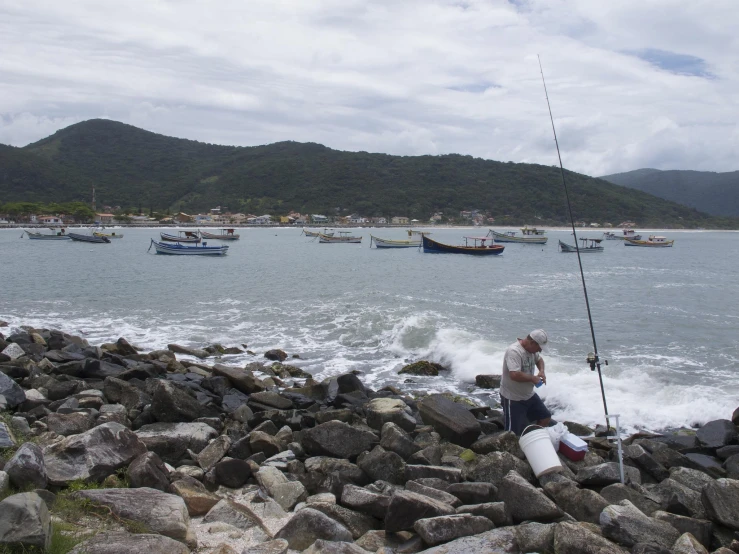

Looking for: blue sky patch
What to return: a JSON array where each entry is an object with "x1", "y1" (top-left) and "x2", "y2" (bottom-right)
[
  {"x1": 448, "y1": 82, "x2": 500, "y2": 93},
  {"x1": 626, "y1": 48, "x2": 714, "y2": 78}
]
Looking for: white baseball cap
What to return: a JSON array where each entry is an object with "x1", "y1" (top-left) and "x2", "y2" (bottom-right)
[{"x1": 529, "y1": 329, "x2": 549, "y2": 352}]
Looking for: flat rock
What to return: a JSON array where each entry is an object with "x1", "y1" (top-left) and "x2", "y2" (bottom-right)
[
  {"x1": 543, "y1": 481, "x2": 609, "y2": 524},
  {"x1": 653, "y1": 511, "x2": 712, "y2": 549},
  {"x1": 250, "y1": 391, "x2": 294, "y2": 410},
  {"x1": 304, "y1": 501, "x2": 380, "y2": 539},
  {"x1": 414, "y1": 514, "x2": 493, "y2": 546},
  {"x1": 405, "y1": 464, "x2": 462, "y2": 484},
  {"x1": 366, "y1": 398, "x2": 416, "y2": 432},
  {"x1": 418, "y1": 394, "x2": 481, "y2": 448},
  {"x1": 600, "y1": 483, "x2": 661, "y2": 516},
  {"x1": 600, "y1": 500, "x2": 681, "y2": 549},
  {"x1": 46, "y1": 411, "x2": 96, "y2": 436},
  {"x1": 242, "y1": 539, "x2": 289, "y2": 554},
  {"x1": 170, "y1": 478, "x2": 221, "y2": 516},
  {"x1": 498, "y1": 470, "x2": 563, "y2": 523},
  {"x1": 203, "y1": 499, "x2": 259, "y2": 531},
  {"x1": 302, "y1": 420, "x2": 377, "y2": 459},
  {"x1": 411, "y1": 526, "x2": 517, "y2": 553},
  {"x1": 340, "y1": 484, "x2": 391, "y2": 519},
  {"x1": 67, "y1": 531, "x2": 190, "y2": 554},
  {"x1": 74, "y1": 487, "x2": 191, "y2": 542},
  {"x1": 577, "y1": 462, "x2": 641, "y2": 486},
  {"x1": 273, "y1": 507, "x2": 353, "y2": 551},
  {"x1": 135, "y1": 422, "x2": 218, "y2": 464},
  {"x1": 455, "y1": 502, "x2": 511, "y2": 526},
  {"x1": 211, "y1": 363, "x2": 266, "y2": 394},
  {"x1": 385, "y1": 489, "x2": 456, "y2": 533}
]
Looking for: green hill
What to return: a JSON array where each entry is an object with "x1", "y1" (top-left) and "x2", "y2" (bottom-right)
[
  {"x1": 0, "y1": 119, "x2": 735, "y2": 228},
  {"x1": 601, "y1": 168, "x2": 739, "y2": 217}
]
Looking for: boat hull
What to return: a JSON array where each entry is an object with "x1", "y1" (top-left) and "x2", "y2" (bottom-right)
[
  {"x1": 371, "y1": 236, "x2": 420, "y2": 248},
  {"x1": 558, "y1": 240, "x2": 603, "y2": 253},
  {"x1": 68, "y1": 233, "x2": 110, "y2": 243},
  {"x1": 491, "y1": 231, "x2": 548, "y2": 244},
  {"x1": 624, "y1": 239, "x2": 674, "y2": 247},
  {"x1": 200, "y1": 229, "x2": 240, "y2": 240},
  {"x1": 319, "y1": 234, "x2": 362, "y2": 243},
  {"x1": 150, "y1": 239, "x2": 228, "y2": 255},
  {"x1": 25, "y1": 231, "x2": 70, "y2": 240},
  {"x1": 160, "y1": 232, "x2": 201, "y2": 243},
  {"x1": 422, "y1": 235, "x2": 504, "y2": 255}
]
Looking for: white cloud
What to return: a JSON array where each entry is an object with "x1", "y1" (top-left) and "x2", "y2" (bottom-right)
[{"x1": 0, "y1": 0, "x2": 737, "y2": 174}]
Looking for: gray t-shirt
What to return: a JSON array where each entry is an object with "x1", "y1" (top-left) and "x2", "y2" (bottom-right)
[{"x1": 500, "y1": 340, "x2": 541, "y2": 401}]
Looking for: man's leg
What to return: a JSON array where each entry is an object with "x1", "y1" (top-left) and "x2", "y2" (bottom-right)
[
  {"x1": 527, "y1": 393, "x2": 552, "y2": 428},
  {"x1": 503, "y1": 397, "x2": 529, "y2": 436}
]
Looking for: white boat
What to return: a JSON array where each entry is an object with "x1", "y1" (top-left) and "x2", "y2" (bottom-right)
[
  {"x1": 370, "y1": 235, "x2": 421, "y2": 248},
  {"x1": 319, "y1": 231, "x2": 362, "y2": 244},
  {"x1": 559, "y1": 237, "x2": 604, "y2": 253},
  {"x1": 521, "y1": 226, "x2": 546, "y2": 236},
  {"x1": 302, "y1": 228, "x2": 334, "y2": 238},
  {"x1": 25, "y1": 229, "x2": 70, "y2": 240},
  {"x1": 489, "y1": 230, "x2": 548, "y2": 244},
  {"x1": 407, "y1": 229, "x2": 430, "y2": 237},
  {"x1": 199, "y1": 228, "x2": 240, "y2": 240},
  {"x1": 624, "y1": 235, "x2": 674, "y2": 248},
  {"x1": 149, "y1": 239, "x2": 229, "y2": 256},
  {"x1": 602, "y1": 232, "x2": 619, "y2": 240}
]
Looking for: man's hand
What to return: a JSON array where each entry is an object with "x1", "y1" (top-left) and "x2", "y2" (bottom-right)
[{"x1": 535, "y1": 372, "x2": 546, "y2": 385}]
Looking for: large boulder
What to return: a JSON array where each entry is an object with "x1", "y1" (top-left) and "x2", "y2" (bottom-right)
[
  {"x1": 365, "y1": 398, "x2": 416, "y2": 432},
  {"x1": 46, "y1": 412, "x2": 96, "y2": 436},
  {"x1": 406, "y1": 527, "x2": 517, "y2": 553},
  {"x1": 74, "y1": 488, "x2": 190, "y2": 543},
  {"x1": 68, "y1": 531, "x2": 190, "y2": 554},
  {"x1": 135, "y1": 422, "x2": 218, "y2": 464},
  {"x1": 398, "y1": 361, "x2": 446, "y2": 376},
  {"x1": 469, "y1": 451, "x2": 533, "y2": 486},
  {"x1": 600, "y1": 500, "x2": 681, "y2": 549},
  {"x1": 202, "y1": 499, "x2": 260, "y2": 531},
  {"x1": 600, "y1": 483, "x2": 661, "y2": 516},
  {"x1": 340, "y1": 484, "x2": 391, "y2": 519},
  {"x1": 357, "y1": 445, "x2": 406, "y2": 485},
  {"x1": 671, "y1": 532, "x2": 709, "y2": 554},
  {"x1": 380, "y1": 422, "x2": 421, "y2": 460},
  {"x1": 273, "y1": 507, "x2": 353, "y2": 551},
  {"x1": 554, "y1": 521, "x2": 625, "y2": 554},
  {"x1": 128, "y1": 452, "x2": 170, "y2": 491},
  {"x1": 305, "y1": 501, "x2": 380, "y2": 540},
  {"x1": 384, "y1": 489, "x2": 456, "y2": 533},
  {"x1": 701, "y1": 478, "x2": 739, "y2": 530},
  {"x1": 44, "y1": 422, "x2": 147, "y2": 485},
  {"x1": 0, "y1": 492, "x2": 51, "y2": 550},
  {"x1": 696, "y1": 420, "x2": 738, "y2": 449},
  {"x1": 4, "y1": 442, "x2": 47, "y2": 489},
  {"x1": 418, "y1": 395, "x2": 481, "y2": 448},
  {"x1": 649, "y1": 478, "x2": 706, "y2": 519},
  {"x1": 169, "y1": 477, "x2": 220, "y2": 516},
  {"x1": 151, "y1": 380, "x2": 209, "y2": 422},
  {"x1": 301, "y1": 420, "x2": 377, "y2": 459},
  {"x1": 653, "y1": 511, "x2": 713, "y2": 549},
  {"x1": 414, "y1": 514, "x2": 493, "y2": 547},
  {"x1": 211, "y1": 363, "x2": 266, "y2": 394},
  {"x1": 0, "y1": 372, "x2": 25, "y2": 407},
  {"x1": 543, "y1": 481, "x2": 609, "y2": 524},
  {"x1": 577, "y1": 462, "x2": 641, "y2": 486},
  {"x1": 498, "y1": 470, "x2": 563, "y2": 523}
]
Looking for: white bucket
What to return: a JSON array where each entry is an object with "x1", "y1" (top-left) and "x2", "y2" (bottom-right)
[{"x1": 519, "y1": 425, "x2": 563, "y2": 477}]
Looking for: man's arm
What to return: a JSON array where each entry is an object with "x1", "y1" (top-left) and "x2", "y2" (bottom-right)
[{"x1": 536, "y1": 356, "x2": 546, "y2": 384}]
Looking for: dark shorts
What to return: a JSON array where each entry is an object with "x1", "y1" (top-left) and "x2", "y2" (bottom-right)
[{"x1": 501, "y1": 393, "x2": 551, "y2": 436}]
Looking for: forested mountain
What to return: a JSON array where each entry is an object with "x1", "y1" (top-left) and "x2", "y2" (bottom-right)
[
  {"x1": 601, "y1": 168, "x2": 739, "y2": 217},
  {"x1": 0, "y1": 119, "x2": 735, "y2": 228}
]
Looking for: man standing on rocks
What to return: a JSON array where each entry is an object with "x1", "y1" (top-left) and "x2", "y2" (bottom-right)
[{"x1": 500, "y1": 329, "x2": 552, "y2": 435}]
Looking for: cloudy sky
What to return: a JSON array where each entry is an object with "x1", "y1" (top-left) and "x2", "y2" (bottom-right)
[{"x1": 2, "y1": 0, "x2": 737, "y2": 176}]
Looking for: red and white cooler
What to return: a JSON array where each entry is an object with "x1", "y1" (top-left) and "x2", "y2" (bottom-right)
[{"x1": 559, "y1": 432, "x2": 588, "y2": 461}]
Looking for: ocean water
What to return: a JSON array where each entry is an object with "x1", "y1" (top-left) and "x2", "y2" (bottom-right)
[{"x1": 2, "y1": 226, "x2": 738, "y2": 433}]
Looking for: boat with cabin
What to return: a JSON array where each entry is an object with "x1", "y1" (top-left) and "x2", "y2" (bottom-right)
[
  {"x1": 25, "y1": 228, "x2": 70, "y2": 240},
  {"x1": 521, "y1": 226, "x2": 546, "y2": 236},
  {"x1": 68, "y1": 233, "x2": 110, "y2": 244},
  {"x1": 602, "y1": 232, "x2": 619, "y2": 240},
  {"x1": 489, "y1": 230, "x2": 548, "y2": 244},
  {"x1": 160, "y1": 231, "x2": 201, "y2": 243},
  {"x1": 370, "y1": 235, "x2": 421, "y2": 248},
  {"x1": 422, "y1": 234, "x2": 505, "y2": 255},
  {"x1": 319, "y1": 231, "x2": 362, "y2": 243},
  {"x1": 622, "y1": 229, "x2": 642, "y2": 240},
  {"x1": 407, "y1": 229, "x2": 430, "y2": 237},
  {"x1": 149, "y1": 239, "x2": 229, "y2": 256},
  {"x1": 199, "y1": 228, "x2": 240, "y2": 240},
  {"x1": 558, "y1": 237, "x2": 604, "y2": 253},
  {"x1": 624, "y1": 235, "x2": 674, "y2": 248}
]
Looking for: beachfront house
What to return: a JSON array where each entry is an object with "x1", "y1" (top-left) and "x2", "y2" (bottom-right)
[
  {"x1": 311, "y1": 214, "x2": 329, "y2": 224},
  {"x1": 248, "y1": 215, "x2": 272, "y2": 225},
  {"x1": 391, "y1": 216, "x2": 409, "y2": 225},
  {"x1": 38, "y1": 215, "x2": 64, "y2": 225},
  {"x1": 95, "y1": 213, "x2": 116, "y2": 224}
]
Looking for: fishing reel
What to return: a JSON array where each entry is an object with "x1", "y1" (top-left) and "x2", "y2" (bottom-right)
[{"x1": 587, "y1": 352, "x2": 608, "y2": 371}]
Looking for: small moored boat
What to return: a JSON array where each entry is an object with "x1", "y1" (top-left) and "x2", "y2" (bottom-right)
[
  {"x1": 160, "y1": 231, "x2": 201, "y2": 243},
  {"x1": 624, "y1": 235, "x2": 674, "y2": 248},
  {"x1": 558, "y1": 237, "x2": 604, "y2": 253},
  {"x1": 407, "y1": 229, "x2": 430, "y2": 237},
  {"x1": 319, "y1": 231, "x2": 362, "y2": 243},
  {"x1": 25, "y1": 228, "x2": 70, "y2": 240},
  {"x1": 68, "y1": 233, "x2": 110, "y2": 244},
  {"x1": 490, "y1": 230, "x2": 548, "y2": 244},
  {"x1": 422, "y1": 234, "x2": 504, "y2": 255},
  {"x1": 521, "y1": 226, "x2": 546, "y2": 236},
  {"x1": 302, "y1": 228, "x2": 334, "y2": 238},
  {"x1": 370, "y1": 235, "x2": 421, "y2": 248},
  {"x1": 149, "y1": 239, "x2": 229, "y2": 256},
  {"x1": 199, "y1": 228, "x2": 240, "y2": 240},
  {"x1": 602, "y1": 232, "x2": 619, "y2": 240}
]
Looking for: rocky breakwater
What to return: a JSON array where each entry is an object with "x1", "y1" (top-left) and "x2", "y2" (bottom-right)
[{"x1": 0, "y1": 326, "x2": 738, "y2": 553}]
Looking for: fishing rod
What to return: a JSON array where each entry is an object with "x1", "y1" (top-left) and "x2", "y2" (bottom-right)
[{"x1": 538, "y1": 56, "x2": 611, "y2": 430}]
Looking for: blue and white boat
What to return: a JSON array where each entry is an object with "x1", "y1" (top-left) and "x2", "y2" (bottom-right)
[{"x1": 149, "y1": 239, "x2": 229, "y2": 256}]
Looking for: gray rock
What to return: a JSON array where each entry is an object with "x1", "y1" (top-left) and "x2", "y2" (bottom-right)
[
  {"x1": 0, "y1": 372, "x2": 25, "y2": 407},
  {"x1": 214, "y1": 458, "x2": 252, "y2": 488},
  {"x1": 242, "y1": 538, "x2": 289, "y2": 554},
  {"x1": 128, "y1": 452, "x2": 170, "y2": 491},
  {"x1": 543, "y1": 481, "x2": 609, "y2": 524},
  {"x1": 600, "y1": 500, "x2": 681, "y2": 549},
  {"x1": 339, "y1": 484, "x2": 391, "y2": 519},
  {"x1": 366, "y1": 398, "x2": 416, "y2": 432},
  {"x1": 0, "y1": 471, "x2": 8, "y2": 495},
  {"x1": 301, "y1": 539, "x2": 368, "y2": 554},
  {"x1": 600, "y1": 483, "x2": 661, "y2": 516},
  {"x1": 446, "y1": 482, "x2": 497, "y2": 505},
  {"x1": 273, "y1": 507, "x2": 353, "y2": 551},
  {"x1": 5, "y1": 442, "x2": 47, "y2": 489},
  {"x1": 717, "y1": 445, "x2": 739, "y2": 460},
  {"x1": 380, "y1": 422, "x2": 421, "y2": 459},
  {"x1": 44, "y1": 422, "x2": 147, "y2": 485},
  {"x1": 669, "y1": 467, "x2": 716, "y2": 493},
  {"x1": 497, "y1": 470, "x2": 563, "y2": 523},
  {"x1": 256, "y1": 466, "x2": 307, "y2": 510},
  {"x1": 577, "y1": 462, "x2": 641, "y2": 486},
  {"x1": 469, "y1": 451, "x2": 533, "y2": 486},
  {"x1": 470, "y1": 431, "x2": 525, "y2": 459},
  {"x1": 303, "y1": 457, "x2": 367, "y2": 485},
  {"x1": 67, "y1": 531, "x2": 190, "y2": 554},
  {"x1": 701, "y1": 478, "x2": 739, "y2": 530},
  {"x1": 211, "y1": 363, "x2": 266, "y2": 394},
  {"x1": 414, "y1": 514, "x2": 493, "y2": 546},
  {"x1": 685, "y1": 452, "x2": 727, "y2": 478},
  {"x1": 474, "y1": 374, "x2": 501, "y2": 389},
  {"x1": 250, "y1": 431, "x2": 283, "y2": 458},
  {"x1": 305, "y1": 501, "x2": 380, "y2": 539},
  {"x1": 726, "y1": 453, "x2": 739, "y2": 480},
  {"x1": 0, "y1": 422, "x2": 14, "y2": 448},
  {"x1": 203, "y1": 499, "x2": 259, "y2": 530},
  {"x1": 250, "y1": 391, "x2": 294, "y2": 410},
  {"x1": 455, "y1": 502, "x2": 511, "y2": 526},
  {"x1": 405, "y1": 464, "x2": 462, "y2": 484},
  {"x1": 671, "y1": 532, "x2": 709, "y2": 554},
  {"x1": 407, "y1": 481, "x2": 462, "y2": 507},
  {"x1": 196, "y1": 435, "x2": 232, "y2": 472},
  {"x1": 696, "y1": 420, "x2": 738, "y2": 449},
  {"x1": 653, "y1": 511, "x2": 712, "y2": 548},
  {"x1": 358, "y1": 445, "x2": 406, "y2": 485},
  {"x1": 648, "y1": 477, "x2": 706, "y2": 519},
  {"x1": 45, "y1": 411, "x2": 95, "y2": 436},
  {"x1": 418, "y1": 394, "x2": 481, "y2": 448},
  {"x1": 167, "y1": 343, "x2": 208, "y2": 358},
  {"x1": 624, "y1": 444, "x2": 670, "y2": 481},
  {"x1": 169, "y1": 478, "x2": 220, "y2": 516},
  {"x1": 75, "y1": 487, "x2": 191, "y2": 542},
  {"x1": 151, "y1": 379, "x2": 207, "y2": 422},
  {"x1": 302, "y1": 420, "x2": 377, "y2": 459},
  {"x1": 136, "y1": 422, "x2": 218, "y2": 464},
  {"x1": 409, "y1": 527, "x2": 517, "y2": 553},
  {"x1": 553, "y1": 521, "x2": 625, "y2": 554},
  {"x1": 513, "y1": 522, "x2": 556, "y2": 553},
  {"x1": 0, "y1": 492, "x2": 52, "y2": 550},
  {"x1": 385, "y1": 489, "x2": 456, "y2": 533}
]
